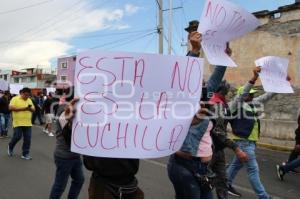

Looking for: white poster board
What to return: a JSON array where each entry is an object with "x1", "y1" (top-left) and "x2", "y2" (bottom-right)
[
  {"x1": 46, "y1": 87, "x2": 56, "y2": 95},
  {"x1": 255, "y1": 56, "x2": 293, "y2": 93},
  {"x1": 198, "y1": 0, "x2": 260, "y2": 67},
  {"x1": 0, "y1": 80, "x2": 9, "y2": 91},
  {"x1": 10, "y1": 84, "x2": 24, "y2": 95},
  {"x1": 73, "y1": 50, "x2": 204, "y2": 158}
]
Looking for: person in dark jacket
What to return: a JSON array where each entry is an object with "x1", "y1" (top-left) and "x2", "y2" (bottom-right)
[
  {"x1": 276, "y1": 114, "x2": 300, "y2": 181},
  {"x1": 208, "y1": 80, "x2": 248, "y2": 199},
  {"x1": 167, "y1": 21, "x2": 229, "y2": 199},
  {"x1": 31, "y1": 95, "x2": 44, "y2": 125},
  {"x1": 49, "y1": 97, "x2": 84, "y2": 199},
  {"x1": 0, "y1": 90, "x2": 11, "y2": 138},
  {"x1": 84, "y1": 156, "x2": 143, "y2": 199}
]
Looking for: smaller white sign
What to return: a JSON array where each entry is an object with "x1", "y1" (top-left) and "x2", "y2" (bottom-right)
[
  {"x1": 0, "y1": 80, "x2": 9, "y2": 91},
  {"x1": 46, "y1": 87, "x2": 56, "y2": 95},
  {"x1": 255, "y1": 56, "x2": 294, "y2": 93},
  {"x1": 10, "y1": 84, "x2": 24, "y2": 95}
]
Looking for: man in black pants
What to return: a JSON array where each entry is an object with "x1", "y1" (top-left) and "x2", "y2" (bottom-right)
[
  {"x1": 209, "y1": 80, "x2": 248, "y2": 199},
  {"x1": 287, "y1": 114, "x2": 300, "y2": 167},
  {"x1": 31, "y1": 95, "x2": 44, "y2": 125}
]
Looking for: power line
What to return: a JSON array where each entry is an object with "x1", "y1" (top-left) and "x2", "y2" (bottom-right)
[
  {"x1": 0, "y1": 0, "x2": 55, "y2": 16},
  {"x1": 172, "y1": 12, "x2": 183, "y2": 45},
  {"x1": 36, "y1": 0, "x2": 111, "y2": 40},
  {"x1": 0, "y1": 0, "x2": 84, "y2": 48},
  {"x1": 67, "y1": 30, "x2": 157, "y2": 55},
  {"x1": 25, "y1": 0, "x2": 92, "y2": 41},
  {"x1": 155, "y1": 0, "x2": 162, "y2": 10},
  {"x1": 74, "y1": 28, "x2": 157, "y2": 39},
  {"x1": 93, "y1": 31, "x2": 157, "y2": 50},
  {"x1": 142, "y1": 34, "x2": 156, "y2": 52},
  {"x1": 107, "y1": 32, "x2": 157, "y2": 50},
  {"x1": 163, "y1": 18, "x2": 181, "y2": 54},
  {"x1": 0, "y1": 28, "x2": 157, "y2": 44},
  {"x1": 163, "y1": 33, "x2": 177, "y2": 55},
  {"x1": 180, "y1": 0, "x2": 188, "y2": 24}
]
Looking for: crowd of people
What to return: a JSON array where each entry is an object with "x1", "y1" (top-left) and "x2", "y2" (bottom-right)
[{"x1": 0, "y1": 20, "x2": 299, "y2": 199}]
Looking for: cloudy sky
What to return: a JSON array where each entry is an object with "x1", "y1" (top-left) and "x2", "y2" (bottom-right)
[{"x1": 0, "y1": 0, "x2": 295, "y2": 70}]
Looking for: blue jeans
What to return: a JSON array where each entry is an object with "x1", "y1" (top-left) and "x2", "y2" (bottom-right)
[
  {"x1": 50, "y1": 156, "x2": 84, "y2": 199},
  {"x1": 0, "y1": 113, "x2": 10, "y2": 135},
  {"x1": 9, "y1": 126, "x2": 32, "y2": 156},
  {"x1": 167, "y1": 155, "x2": 213, "y2": 199},
  {"x1": 227, "y1": 140, "x2": 269, "y2": 199},
  {"x1": 282, "y1": 156, "x2": 300, "y2": 173}
]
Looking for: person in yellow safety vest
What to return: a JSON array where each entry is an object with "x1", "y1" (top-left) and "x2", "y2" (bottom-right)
[{"x1": 226, "y1": 67, "x2": 283, "y2": 199}]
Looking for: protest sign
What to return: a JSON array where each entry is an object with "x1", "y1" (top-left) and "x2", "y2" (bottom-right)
[
  {"x1": 0, "y1": 80, "x2": 9, "y2": 91},
  {"x1": 198, "y1": 0, "x2": 260, "y2": 66},
  {"x1": 255, "y1": 56, "x2": 293, "y2": 93},
  {"x1": 46, "y1": 87, "x2": 56, "y2": 95},
  {"x1": 73, "y1": 50, "x2": 204, "y2": 158},
  {"x1": 10, "y1": 84, "x2": 24, "y2": 95}
]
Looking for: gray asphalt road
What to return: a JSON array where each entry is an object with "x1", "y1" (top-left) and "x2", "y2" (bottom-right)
[{"x1": 0, "y1": 126, "x2": 299, "y2": 199}]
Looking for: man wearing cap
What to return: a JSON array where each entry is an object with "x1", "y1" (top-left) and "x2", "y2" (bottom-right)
[
  {"x1": 185, "y1": 20, "x2": 248, "y2": 199},
  {"x1": 185, "y1": 20, "x2": 202, "y2": 57},
  {"x1": 226, "y1": 67, "x2": 277, "y2": 199},
  {"x1": 168, "y1": 20, "x2": 239, "y2": 199}
]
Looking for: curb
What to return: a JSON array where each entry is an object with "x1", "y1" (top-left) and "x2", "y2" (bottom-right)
[{"x1": 257, "y1": 142, "x2": 293, "y2": 152}]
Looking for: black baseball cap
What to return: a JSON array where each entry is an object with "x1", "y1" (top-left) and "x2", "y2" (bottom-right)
[{"x1": 185, "y1": 20, "x2": 199, "y2": 33}]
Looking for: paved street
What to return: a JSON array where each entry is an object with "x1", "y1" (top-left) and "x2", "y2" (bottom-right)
[{"x1": 0, "y1": 126, "x2": 299, "y2": 199}]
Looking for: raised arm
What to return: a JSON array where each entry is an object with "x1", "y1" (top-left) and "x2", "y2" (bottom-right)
[
  {"x1": 229, "y1": 67, "x2": 260, "y2": 111},
  {"x1": 206, "y1": 66, "x2": 226, "y2": 94},
  {"x1": 207, "y1": 45, "x2": 232, "y2": 94}
]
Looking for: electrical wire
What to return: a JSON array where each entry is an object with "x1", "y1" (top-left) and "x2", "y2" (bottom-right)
[
  {"x1": 0, "y1": 29, "x2": 157, "y2": 44},
  {"x1": 180, "y1": 0, "x2": 188, "y2": 25},
  {"x1": 42, "y1": 0, "x2": 113, "y2": 40},
  {"x1": 163, "y1": 19, "x2": 180, "y2": 55},
  {"x1": 155, "y1": 0, "x2": 162, "y2": 10},
  {"x1": 0, "y1": 0, "x2": 54, "y2": 16},
  {"x1": 142, "y1": 33, "x2": 156, "y2": 52},
  {"x1": 0, "y1": 0, "x2": 85, "y2": 48},
  {"x1": 94, "y1": 31, "x2": 157, "y2": 50},
  {"x1": 73, "y1": 28, "x2": 157, "y2": 39},
  {"x1": 66, "y1": 30, "x2": 157, "y2": 55},
  {"x1": 24, "y1": 0, "x2": 93, "y2": 41},
  {"x1": 163, "y1": 33, "x2": 177, "y2": 55},
  {"x1": 0, "y1": 28, "x2": 157, "y2": 44},
  {"x1": 107, "y1": 32, "x2": 157, "y2": 50}
]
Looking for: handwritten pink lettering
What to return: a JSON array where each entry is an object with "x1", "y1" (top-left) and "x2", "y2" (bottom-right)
[{"x1": 72, "y1": 122, "x2": 184, "y2": 152}]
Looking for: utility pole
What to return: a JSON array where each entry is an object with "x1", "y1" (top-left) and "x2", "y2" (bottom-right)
[
  {"x1": 158, "y1": 0, "x2": 163, "y2": 54},
  {"x1": 168, "y1": 0, "x2": 173, "y2": 55}
]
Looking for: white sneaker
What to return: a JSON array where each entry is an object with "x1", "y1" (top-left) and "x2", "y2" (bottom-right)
[
  {"x1": 48, "y1": 132, "x2": 54, "y2": 137},
  {"x1": 43, "y1": 129, "x2": 49, "y2": 134}
]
